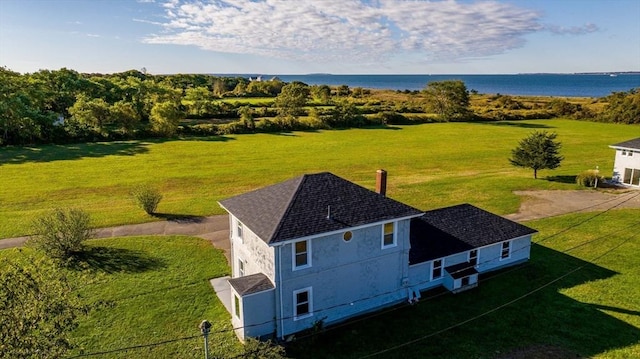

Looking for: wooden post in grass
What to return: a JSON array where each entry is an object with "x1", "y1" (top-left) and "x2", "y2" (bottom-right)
[{"x1": 199, "y1": 320, "x2": 212, "y2": 359}]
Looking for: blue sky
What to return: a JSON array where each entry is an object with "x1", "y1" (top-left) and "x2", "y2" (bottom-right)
[{"x1": 1, "y1": 0, "x2": 638, "y2": 75}]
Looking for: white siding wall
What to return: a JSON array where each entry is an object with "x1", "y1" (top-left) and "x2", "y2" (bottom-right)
[
  {"x1": 230, "y1": 216, "x2": 275, "y2": 281},
  {"x1": 612, "y1": 149, "x2": 640, "y2": 186}
]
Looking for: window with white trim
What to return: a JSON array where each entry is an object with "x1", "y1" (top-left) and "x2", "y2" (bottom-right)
[
  {"x1": 469, "y1": 249, "x2": 478, "y2": 266},
  {"x1": 501, "y1": 241, "x2": 511, "y2": 260},
  {"x1": 382, "y1": 222, "x2": 396, "y2": 248},
  {"x1": 293, "y1": 240, "x2": 311, "y2": 269},
  {"x1": 234, "y1": 294, "x2": 241, "y2": 318},
  {"x1": 238, "y1": 259, "x2": 245, "y2": 277},
  {"x1": 432, "y1": 259, "x2": 443, "y2": 280},
  {"x1": 237, "y1": 221, "x2": 244, "y2": 241},
  {"x1": 293, "y1": 287, "x2": 313, "y2": 320}
]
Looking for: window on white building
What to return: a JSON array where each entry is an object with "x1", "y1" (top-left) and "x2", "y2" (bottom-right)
[
  {"x1": 293, "y1": 287, "x2": 313, "y2": 320},
  {"x1": 238, "y1": 259, "x2": 245, "y2": 277},
  {"x1": 237, "y1": 221, "x2": 244, "y2": 241}
]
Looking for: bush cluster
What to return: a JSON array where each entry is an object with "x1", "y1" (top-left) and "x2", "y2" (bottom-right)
[{"x1": 576, "y1": 170, "x2": 604, "y2": 187}]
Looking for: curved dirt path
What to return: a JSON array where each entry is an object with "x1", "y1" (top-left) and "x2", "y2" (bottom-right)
[{"x1": 1, "y1": 190, "x2": 638, "y2": 254}]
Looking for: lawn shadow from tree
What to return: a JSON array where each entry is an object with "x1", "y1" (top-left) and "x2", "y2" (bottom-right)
[
  {"x1": 0, "y1": 136, "x2": 235, "y2": 166},
  {"x1": 546, "y1": 175, "x2": 578, "y2": 184},
  {"x1": 472, "y1": 120, "x2": 555, "y2": 129},
  {"x1": 69, "y1": 246, "x2": 166, "y2": 274},
  {"x1": 286, "y1": 244, "x2": 639, "y2": 359},
  {"x1": 0, "y1": 141, "x2": 150, "y2": 166},
  {"x1": 151, "y1": 213, "x2": 206, "y2": 223}
]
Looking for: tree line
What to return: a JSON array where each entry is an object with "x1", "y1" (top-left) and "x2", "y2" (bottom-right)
[{"x1": 1, "y1": 66, "x2": 637, "y2": 146}]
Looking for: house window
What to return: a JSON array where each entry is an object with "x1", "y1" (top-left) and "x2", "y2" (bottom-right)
[
  {"x1": 234, "y1": 294, "x2": 241, "y2": 318},
  {"x1": 293, "y1": 287, "x2": 313, "y2": 320},
  {"x1": 382, "y1": 222, "x2": 396, "y2": 248},
  {"x1": 343, "y1": 231, "x2": 353, "y2": 242},
  {"x1": 432, "y1": 259, "x2": 443, "y2": 280},
  {"x1": 237, "y1": 221, "x2": 244, "y2": 241},
  {"x1": 501, "y1": 241, "x2": 511, "y2": 260},
  {"x1": 293, "y1": 240, "x2": 311, "y2": 269},
  {"x1": 622, "y1": 150, "x2": 627, "y2": 156},
  {"x1": 469, "y1": 249, "x2": 478, "y2": 266},
  {"x1": 623, "y1": 168, "x2": 640, "y2": 186},
  {"x1": 238, "y1": 259, "x2": 245, "y2": 277},
  {"x1": 461, "y1": 276, "x2": 470, "y2": 287}
]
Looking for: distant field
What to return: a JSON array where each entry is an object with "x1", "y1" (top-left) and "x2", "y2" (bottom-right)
[{"x1": 0, "y1": 119, "x2": 636, "y2": 238}]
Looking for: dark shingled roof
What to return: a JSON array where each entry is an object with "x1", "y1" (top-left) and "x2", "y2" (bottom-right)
[
  {"x1": 228, "y1": 273, "x2": 274, "y2": 296},
  {"x1": 445, "y1": 262, "x2": 478, "y2": 279},
  {"x1": 410, "y1": 204, "x2": 537, "y2": 265},
  {"x1": 611, "y1": 138, "x2": 640, "y2": 150},
  {"x1": 219, "y1": 172, "x2": 422, "y2": 244}
]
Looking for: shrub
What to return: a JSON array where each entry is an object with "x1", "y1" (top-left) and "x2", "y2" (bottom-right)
[
  {"x1": 29, "y1": 208, "x2": 93, "y2": 260},
  {"x1": 131, "y1": 185, "x2": 163, "y2": 215},
  {"x1": 576, "y1": 170, "x2": 604, "y2": 187}
]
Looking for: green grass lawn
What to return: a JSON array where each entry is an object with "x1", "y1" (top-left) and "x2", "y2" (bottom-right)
[
  {"x1": 1, "y1": 210, "x2": 637, "y2": 358},
  {"x1": 0, "y1": 119, "x2": 635, "y2": 238},
  {"x1": 0, "y1": 236, "x2": 238, "y2": 359}
]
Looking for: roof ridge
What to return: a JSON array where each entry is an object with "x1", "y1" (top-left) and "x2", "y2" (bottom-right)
[{"x1": 268, "y1": 173, "x2": 311, "y2": 243}]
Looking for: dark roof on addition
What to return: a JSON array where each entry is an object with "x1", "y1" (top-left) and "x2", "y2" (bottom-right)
[
  {"x1": 228, "y1": 273, "x2": 274, "y2": 296},
  {"x1": 219, "y1": 172, "x2": 422, "y2": 244},
  {"x1": 409, "y1": 204, "x2": 537, "y2": 265},
  {"x1": 610, "y1": 138, "x2": 640, "y2": 150},
  {"x1": 445, "y1": 262, "x2": 479, "y2": 279}
]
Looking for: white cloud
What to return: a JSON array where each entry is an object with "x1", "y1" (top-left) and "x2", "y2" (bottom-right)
[
  {"x1": 142, "y1": 0, "x2": 550, "y2": 64},
  {"x1": 546, "y1": 23, "x2": 599, "y2": 35}
]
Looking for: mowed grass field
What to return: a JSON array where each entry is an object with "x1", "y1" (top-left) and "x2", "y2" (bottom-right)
[
  {"x1": 0, "y1": 209, "x2": 637, "y2": 358},
  {"x1": 0, "y1": 119, "x2": 635, "y2": 238}
]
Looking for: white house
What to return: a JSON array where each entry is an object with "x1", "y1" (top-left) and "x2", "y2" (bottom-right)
[
  {"x1": 218, "y1": 171, "x2": 537, "y2": 341},
  {"x1": 609, "y1": 138, "x2": 640, "y2": 187}
]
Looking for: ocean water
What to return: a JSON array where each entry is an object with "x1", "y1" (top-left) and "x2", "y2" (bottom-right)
[{"x1": 236, "y1": 73, "x2": 640, "y2": 98}]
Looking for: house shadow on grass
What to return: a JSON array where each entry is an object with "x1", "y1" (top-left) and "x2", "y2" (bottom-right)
[
  {"x1": 69, "y1": 246, "x2": 166, "y2": 274},
  {"x1": 286, "y1": 244, "x2": 639, "y2": 359}
]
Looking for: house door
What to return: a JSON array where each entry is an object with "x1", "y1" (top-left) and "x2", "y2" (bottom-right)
[{"x1": 623, "y1": 168, "x2": 640, "y2": 186}]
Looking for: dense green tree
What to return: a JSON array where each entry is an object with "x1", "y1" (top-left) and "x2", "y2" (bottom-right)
[
  {"x1": 68, "y1": 94, "x2": 111, "y2": 132},
  {"x1": 335, "y1": 84, "x2": 350, "y2": 97},
  {"x1": 0, "y1": 255, "x2": 84, "y2": 359},
  {"x1": 275, "y1": 82, "x2": 309, "y2": 119},
  {"x1": 423, "y1": 80, "x2": 471, "y2": 120},
  {"x1": 0, "y1": 67, "x2": 45, "y2": 144},
  {"x1": 233, "y1": 81, "x2": 248, "y2": 96},
  {"x1": 150, "y1": 101, "x2": 183, "y2": 136},
  {"x1": 110, "y1": 101, "x2": 140, "y2": 135},
  {"x1": 600, "y1": 89, "x2": 640, "y2": 124},
  {"x1": 330, "y1": 98, "x2": 364, "y2": 127},
  {"x1": 310, "y1": 84, "x2": 331, "y2": 104},
  {"x1": 509, "y1": 131, "x2": 563, "y2": 179},
  {"x1": 238, "y1": 106, "x2": 255, "y2": 130}
]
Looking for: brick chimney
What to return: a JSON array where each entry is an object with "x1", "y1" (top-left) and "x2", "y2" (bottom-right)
[{"x1": 376, "y1": 169, "x2": 387, "y2": 196}]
